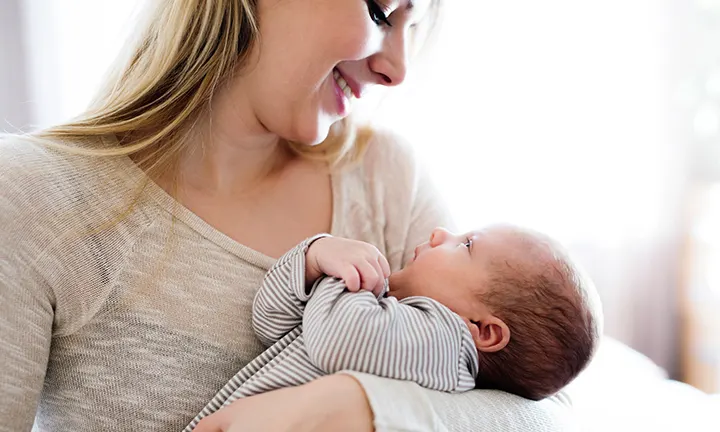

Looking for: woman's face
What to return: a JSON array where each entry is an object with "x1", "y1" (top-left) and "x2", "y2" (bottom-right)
[{"x1": 235, "y1": 0, "x2": 433, "y2": 145}]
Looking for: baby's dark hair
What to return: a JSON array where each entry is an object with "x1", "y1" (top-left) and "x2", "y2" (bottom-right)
[{"x1": 474, "y1": 232, "x2": 602, "y2": 401}]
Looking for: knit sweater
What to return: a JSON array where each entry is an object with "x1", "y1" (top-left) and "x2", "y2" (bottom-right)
[{"x1": 0, "y1": 133, "x2": 577, "y2": 431}]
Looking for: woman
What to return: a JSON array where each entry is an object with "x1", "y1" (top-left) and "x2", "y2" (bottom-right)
[{"x1": 0, "y1": 0, "x2": 574, "y2": 430}]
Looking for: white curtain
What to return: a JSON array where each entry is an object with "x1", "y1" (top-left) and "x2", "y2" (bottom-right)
[{"x1": 8, "y1": 0, "x2": 697, "y2": 374}]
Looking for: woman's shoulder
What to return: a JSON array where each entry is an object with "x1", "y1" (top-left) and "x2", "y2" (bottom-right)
[
  {"x1": 345, "y1": 127, "x2": 427, "y2": 198},
  {"x1": 0, "y1": 135, "x2": 149, "y2": 240},
  {"x1": 0, "y1": 136, "x2": 74, "y2": 212},
  {"x1": 357, "y1": 127, "x2": 422, "y2": 177},
  {"x1": 1, "y1": 134, "x2": 54, "y2": 169},
  {"x1": 0, "y1": 135, "x2": 138, "y2": 208},
  {"x1": 1, "y1": 135, "x2": 93, "y2": 188}
]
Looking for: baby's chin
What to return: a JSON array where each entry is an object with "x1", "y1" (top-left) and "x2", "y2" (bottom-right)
[
  {"x1": 387, "y1": 273, "x2": 418, "y2": 300},
  {"x1": 387, "y1": 289, "x2": 408, "y2": 300}
]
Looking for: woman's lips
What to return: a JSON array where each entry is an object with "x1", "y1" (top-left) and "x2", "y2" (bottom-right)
[{"x1": 331, "y1": 68, "x2": 354, "y2": 116}]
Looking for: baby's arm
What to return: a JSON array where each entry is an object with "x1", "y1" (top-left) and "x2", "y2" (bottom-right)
[
  {"x1": 303, "y1": 279, "x2": 479, "y2": 393},
  {"x1": 252, "y1": 235, "x2": 329, "y2": 347},
  {"x1": 253, "y1": 235, "x2": 391, "y2": 346}
]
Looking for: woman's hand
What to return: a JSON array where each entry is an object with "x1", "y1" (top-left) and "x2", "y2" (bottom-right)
[
  {"x1": 193, "y1": 374, "x2": 374, "y2": 432},
  {"x1": 306, "y1": 237, "x2": 390, "y2": 296}
]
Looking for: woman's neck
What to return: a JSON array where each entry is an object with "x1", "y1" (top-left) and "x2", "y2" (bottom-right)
[
  {"x1": 178, "y1": 130, "x2": 293, "y2": 197},
  {"x1": 177, "y1": 89, "x2": 295, "y2": 197}
]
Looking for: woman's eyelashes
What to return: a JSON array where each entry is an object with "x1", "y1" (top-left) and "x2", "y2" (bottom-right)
[{"x1": 366, "y1": 0, "x2": 393, "y2": 27}]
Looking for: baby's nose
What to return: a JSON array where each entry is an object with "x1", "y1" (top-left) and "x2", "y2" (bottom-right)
[{"x1": 429, "y1": 227, "x2": 452, "y2": 247}]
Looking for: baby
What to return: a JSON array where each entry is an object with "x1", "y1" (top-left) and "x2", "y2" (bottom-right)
[{"x1": 186, "y1": 225, "x2": 603, "y2": 430}]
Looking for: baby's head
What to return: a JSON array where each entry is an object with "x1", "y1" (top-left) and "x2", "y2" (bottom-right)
[{"x1": 388, "y1": 225, "x2": 603, "y2": 400}]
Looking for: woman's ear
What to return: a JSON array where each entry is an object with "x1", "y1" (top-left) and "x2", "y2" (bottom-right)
[{"x1": 466, "y1": 316, "x2": 510, "y2": 353}]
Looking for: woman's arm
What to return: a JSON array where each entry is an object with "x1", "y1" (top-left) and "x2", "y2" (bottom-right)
[
  {"x1": 0, "y1": 262, "x2": 53, "y2": 432},
  {"x1": 0, "y1": 217, "x2": 54, "y2": 431},
  {"x1": 193, "y1": 371, "x2": 576, "y2": 432},
  {"x1": 193, "y1": 374, "x2": 374, "y2": 432},
  {"x1": 346, "y1": 372, "x2": 578, "y2": 431}
]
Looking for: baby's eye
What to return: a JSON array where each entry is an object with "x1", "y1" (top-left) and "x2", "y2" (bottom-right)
[{"x1": 463, "y1": 238, "x2": 473, "y2": 248}]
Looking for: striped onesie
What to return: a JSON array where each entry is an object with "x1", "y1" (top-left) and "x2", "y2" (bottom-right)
[{"x1": 185, "y1": 236, "x2": 480, "y2": 431}]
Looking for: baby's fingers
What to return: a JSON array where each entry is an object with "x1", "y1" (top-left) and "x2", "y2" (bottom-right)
[
  {"x1": 367, "y1": 258, "x2": 387, "y2": 297},
  {"x1": 356, "y1": 260, "x2": 381, "y2": 294},
  {"x1": 377, "y1": 255, "x2": 391, "y2": 279},
  {"x1": 341, "y1": 265, "x2": 361, "y2": 292}
]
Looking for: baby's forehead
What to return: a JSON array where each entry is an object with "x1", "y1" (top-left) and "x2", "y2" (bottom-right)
[
  {"x1": 474, "y1": 226, "x2": 544, "y2": 248},
  {"x1": 478, "y1": 228, "x2": 561, "y2": 268}
]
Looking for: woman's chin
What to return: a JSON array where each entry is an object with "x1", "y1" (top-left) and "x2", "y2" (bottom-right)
[
  {"x1": 285, "y1": 131, "x2": 323, "y2": 147},
  {"x1": 284, "y1": 116, "x2": 336, "y2": 147}
]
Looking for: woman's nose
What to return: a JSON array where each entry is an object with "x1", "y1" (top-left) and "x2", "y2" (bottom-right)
[{"x1": 368, "y1": 30, "x2": 409, "y2": 87}]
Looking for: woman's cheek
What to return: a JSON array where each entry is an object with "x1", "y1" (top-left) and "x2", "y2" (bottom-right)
[{"x1": 332, "y1": 17, "x2": 381, "y2": 61}]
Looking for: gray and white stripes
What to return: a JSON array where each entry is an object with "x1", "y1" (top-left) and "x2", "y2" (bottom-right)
[{"x1": 186, "y1": 237, "x2": 479, "y2": 431}]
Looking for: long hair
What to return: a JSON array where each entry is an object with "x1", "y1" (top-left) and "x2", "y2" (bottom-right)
[
  {"x1": 18, "y1": 0, "x2": 444, "y2": 180},
  {"x1": 27, "y1": 0, "x2": 366, "y2": 181}
]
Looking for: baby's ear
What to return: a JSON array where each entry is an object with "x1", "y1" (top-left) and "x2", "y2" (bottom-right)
[{"x1": 468, "y1": 316, "x2": 510, "y2": 353}]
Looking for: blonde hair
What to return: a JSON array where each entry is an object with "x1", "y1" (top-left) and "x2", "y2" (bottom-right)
[{"x1": 28, "y1": 0, "x2": 366, "y2": 184}]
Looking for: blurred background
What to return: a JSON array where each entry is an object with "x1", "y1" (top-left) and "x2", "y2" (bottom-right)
[{"x1": 2, "y1": 0, "x2": 719, "y2": 392}]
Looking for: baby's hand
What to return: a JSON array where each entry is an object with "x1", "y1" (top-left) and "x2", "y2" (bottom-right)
[{"x1": 306, "y1": 237, "x2": 391, "y2": 296}]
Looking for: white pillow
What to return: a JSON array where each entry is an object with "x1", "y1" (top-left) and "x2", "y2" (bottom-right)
[{"x1": 565, "y1": 336, "x2": 716, "y2": 432}]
